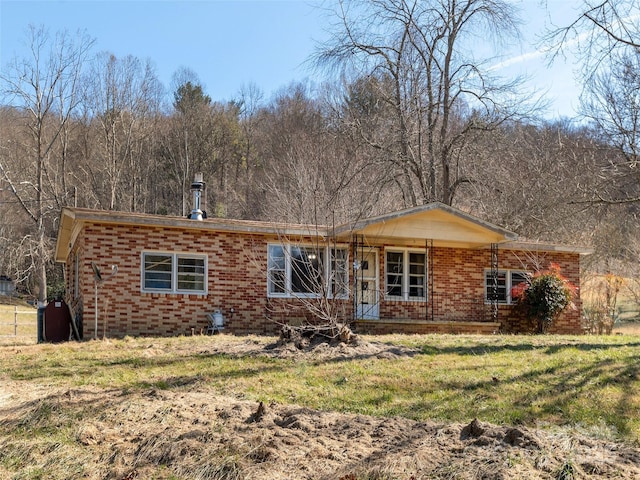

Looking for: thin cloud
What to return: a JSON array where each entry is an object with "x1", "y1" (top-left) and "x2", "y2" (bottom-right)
[
  {"x1": 489, "y1": 50, "x2": 544, "y2": 72},
  {"x1": 491, "y1": 9, "x2": 640, "y2": 73}
]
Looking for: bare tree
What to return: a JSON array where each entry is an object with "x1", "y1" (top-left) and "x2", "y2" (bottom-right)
[
  {"x1": 233, "y1": 82, "x2": 266, "y2": 219},
  {"x1": 544, "y1": 0, "x2": 639, "y2": 72},
  {"x1": 258, "y1": 221, "x2": 356, "y2": 346},
  {"x1": 544, "y1": 0, "x2": 640, "y2": 204},
  {"x1": 206, "y1": 101, "x2": 244, "y2": 217},
  {"x1": 579, "y1": 52, "x2": 640, "y2": 204},
  {"x1": 245, "y1": 83, "x2": 380, "y2": 343},
  {"x1": 0, "y1": 25, "x2": 94, "y2": 303},
  {"x1": 464, "y1": 120, "x2": 604, "y2": 242},
  {"x1": 257, "y1": 82, "x2": 378, "y2": 225},
  {"x1": 82, "y1": 52, "x2": 163, "y2": 211},
  {"x1": 315, "y1": 0, "x2": 540, "y2": 206}
]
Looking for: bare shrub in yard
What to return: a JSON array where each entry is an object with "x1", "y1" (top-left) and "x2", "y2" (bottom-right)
[
  {"x1": 256, "y1": 230, "x2": 358, "y2": 347},
  {"x1": 582, "y1": 274, "x2": 625, "y2": 334},
  {"x1": 278, "y1": 322, "x2": 357, "y2": 350}
]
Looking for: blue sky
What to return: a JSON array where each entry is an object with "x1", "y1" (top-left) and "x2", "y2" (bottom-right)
[{"x1": 0, "y1": 0, "x2": 584, "y2": 118}]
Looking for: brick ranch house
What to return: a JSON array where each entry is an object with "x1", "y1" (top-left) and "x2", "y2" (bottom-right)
[{"x1": 54, "y1": 203, "x2": 591, "y2": 338}]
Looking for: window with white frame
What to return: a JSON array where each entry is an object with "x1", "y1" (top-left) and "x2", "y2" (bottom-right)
[
  {"x1": 142, "y1": 252, "x2": 207, "y2": 294},
  {"x1": 385, "y1": 249, "x2": 427, "y2": 300},
  {"x1": 267, "y1": 244, "x2": 349, "y2": 298},
  {"x1": 484, "y1": 269, "x2": 528, "y2": 304}
]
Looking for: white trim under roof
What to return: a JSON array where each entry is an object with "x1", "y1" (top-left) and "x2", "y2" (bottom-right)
[{"x1": 499, "y1": 241, "x2": 593, "y2": 255}]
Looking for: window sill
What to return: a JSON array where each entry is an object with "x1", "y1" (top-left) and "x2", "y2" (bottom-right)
[
  {"x1": 142, "y1": 290, "x2": 207, "y2": 296},
  {"x1": 267, "y1": 294, "x2": 349, "y2": 300},
  {"x1": 384, "y1": 296, "x2": 427, "y2": 302}
]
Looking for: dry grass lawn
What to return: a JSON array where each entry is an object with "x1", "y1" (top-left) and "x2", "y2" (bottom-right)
[{"x1": 1, "y1": 333, "x2": 639, "y2": 479}]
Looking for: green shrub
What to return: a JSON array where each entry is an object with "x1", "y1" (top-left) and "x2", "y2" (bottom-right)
[{"x1": 514, "y1": 263, "x2": 576, "y2": 333}]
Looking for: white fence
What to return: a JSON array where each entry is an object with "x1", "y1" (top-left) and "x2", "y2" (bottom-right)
[{"x1": 0, "y1": 306, "x2": 37, "y2": 342}]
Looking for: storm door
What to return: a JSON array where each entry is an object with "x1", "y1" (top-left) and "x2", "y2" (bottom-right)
[{"x1": 355, "y1": 249, "x2": 379, "y2": 320}]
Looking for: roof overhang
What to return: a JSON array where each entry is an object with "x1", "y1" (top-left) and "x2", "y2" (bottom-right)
[
  {"x1": 55, "y1": 208, "x2": 77, "y2": 263},
  {"x1": 55, "y1": 204, "x2": 589, "y2": 263},
  {"x1": 499, "y1": 240, "x2": 593, "y2": 256},
  {"x1": 54, "y1": 207, "x2": 330, "y2": 263}
]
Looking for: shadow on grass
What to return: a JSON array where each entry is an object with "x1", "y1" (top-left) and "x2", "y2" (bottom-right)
[
  {"x1": 418, "y1": 340, "x2": 640, "y2": 357},
  {"x1": 401, "y1": 348, "x2": 640, "y2": 441},
  {"x1": 7, "y1": 350, "x2": 289, "y2": 388},
  {"x1": 3, "y1": 336, "x2": 639, "y2": 443}
]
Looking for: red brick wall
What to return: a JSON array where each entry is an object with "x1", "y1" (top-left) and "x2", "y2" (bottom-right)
[
  {"x1": 356, "y1": 246, "x2": 583, "y2": 334},
  {"x1": 68, "y1": 223, "x2": 279, "y2": 337},
  {"x1": 64, "y1": 221, "x2": 585, "y2": 337},
  {"x1": 265, "y1": 298, "x2": 352, "y2": 326},
  {"x1": 68, "y1": 224, "x2": 359, "y2": 337}
]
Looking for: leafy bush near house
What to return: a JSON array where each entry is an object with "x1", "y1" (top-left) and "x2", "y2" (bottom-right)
[{"x1": 513, "y1": 263, "x2": 576, "y2": 333}]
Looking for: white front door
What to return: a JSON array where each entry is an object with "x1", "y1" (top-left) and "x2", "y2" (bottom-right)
[{"x1": 355, "y1": 249, "x2": 379, "y2": 320}]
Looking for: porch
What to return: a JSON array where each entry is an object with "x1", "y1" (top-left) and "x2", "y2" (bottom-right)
[{"x1": 351, "y1": 290, "x2": 501, "y2": 335}]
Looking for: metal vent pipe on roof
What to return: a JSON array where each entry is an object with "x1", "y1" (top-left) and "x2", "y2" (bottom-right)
[{"x1": 189, "y1": 172, "x2": 206, "y2": 220}]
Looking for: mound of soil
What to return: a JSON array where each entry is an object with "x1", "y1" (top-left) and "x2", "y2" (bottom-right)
[{"x1": 196, "y1": 332, "x2": 420, "y2": 361}]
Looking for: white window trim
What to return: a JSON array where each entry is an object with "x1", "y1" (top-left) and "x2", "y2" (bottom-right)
[
  {"x1": 267, "y1": 244, "x2": 349, "y2": 299},
  {"x1": 484, "y1": 269, "x2": 528, "y2": 305},
  {"x1": 384, "y1": 247, "x2": 428, "y2": 302},
  {"x1": 141, "y1": 251, "x2": 208, "y2": 295}
]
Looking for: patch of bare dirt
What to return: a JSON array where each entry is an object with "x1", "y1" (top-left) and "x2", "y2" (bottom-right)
[{"x1": 1, "y1": 337, "x2": 639, "y2": 479}]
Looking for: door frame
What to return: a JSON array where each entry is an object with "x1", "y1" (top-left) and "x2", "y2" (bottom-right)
[{"x1": 354, "y1": 247, "x2": 379, "y2": 320}]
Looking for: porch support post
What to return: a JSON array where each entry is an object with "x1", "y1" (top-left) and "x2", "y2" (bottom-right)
[
  {"x1": 351, "y1": 234, "x2": 362, "y2": 323},
  {"x1": 490, "y1": 243, "x2": 499, "y2": 322},
  {"x1": 427, "y1": 239, "x2": 434, "y2": 321},
  {"x1": 352, "y1": 235, "x2": 357, "y2": 323}
]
